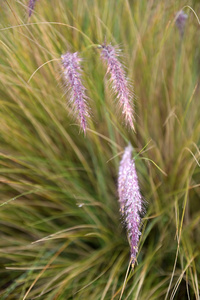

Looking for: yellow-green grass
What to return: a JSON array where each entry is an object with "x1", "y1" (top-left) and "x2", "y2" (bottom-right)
[{"x1": 0, "y1": 0, "x2": 200, "y2": 299}]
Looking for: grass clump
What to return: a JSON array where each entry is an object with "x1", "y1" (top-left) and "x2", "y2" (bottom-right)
[{"x1": 0, "y1": 0, "x2": 200, "y2": 299}]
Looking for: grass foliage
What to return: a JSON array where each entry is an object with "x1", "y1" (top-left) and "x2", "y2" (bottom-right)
[{"x1": 0, "y1": 0, "x2": 200, "y2": 299}]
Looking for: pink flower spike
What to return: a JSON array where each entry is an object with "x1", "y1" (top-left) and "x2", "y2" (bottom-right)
[
  {"x1": 100, "y1": 43, "x2": 135, "y2": 130},
  {"x1": 28, "y1": 0, "x2": 37, "y2": 17},
  {"x1": 61, "y1": 52, "x2": 90, "y2": 135},
  {"x1": 118, "y1": 144, "x2": 143, "y2": 266},
  {"x1": 175, "y1": 10, "x2": 188, "y2": 38}
]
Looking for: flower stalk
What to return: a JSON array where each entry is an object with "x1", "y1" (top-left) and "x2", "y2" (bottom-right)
[
  {"x1": 61, "y1": 52, "x2": 90, "y2": 134},
  {"x1": 118, "y1": 144, "x2": 143, "y2": 266},
  {"x1": 100, "y1": 43, "x2": 135, "y2": 130},
  {"x1": 28, "y1": 0, "x2": 37, "y2": 17},
  {"x1": 175, "y1": 10, "x2": 188, "y2": 38}
]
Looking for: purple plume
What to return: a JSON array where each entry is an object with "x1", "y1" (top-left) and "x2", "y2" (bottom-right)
[
  {"x1": 118, "y1": 144, "x2": 142, "y2": 265},
  {"x1": 61, "y1": 52, "x2": 90, "y2": 134},
  {"x1": 28, "y1": 0, "x2": 37, "y2": 17},
  {"x1": 175, "y1": 10, "x2": 188, "y2": 38},
  {"x1": 100, "y1": 43, "x2": 135, "y2": 130}
]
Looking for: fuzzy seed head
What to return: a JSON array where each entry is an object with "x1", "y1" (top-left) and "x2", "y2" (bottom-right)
[
  {"x1": 100, "y1": 43, "x2": 135, "y2": 130},
  {"x1": 28, "y1": 0, "x2": 37, "y2": 17},
  {"x1": 118, "y1": 144, "x2": 143, "y2": 265},
  {"x1": 175, "y1": 10, "x2": 188, "y2": 38},
  {"x1": 61, "y1": 52, "x2": 90, "y2": 134}
]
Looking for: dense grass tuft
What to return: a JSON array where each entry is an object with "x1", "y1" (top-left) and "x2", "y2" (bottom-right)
[{"x1": 0, "y1": 1, "x2": 200, "y2": 299}]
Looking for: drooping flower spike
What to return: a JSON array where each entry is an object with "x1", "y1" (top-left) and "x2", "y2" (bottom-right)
[
  {"x1": 175, "y1": 10, "x2": 188, "y2": 38},
  {"x1": 61, "y1": 52, "x2": 90, "y2": 134},
  {"x1": 118, "y1": 144, "x2": 143, "y2": 266},
  {"x1": 28, "y1": 0, "x2": 37, "y2": 17},
  {"x1": 100, "y1": 43, "x2": 135, "y2": 131}
]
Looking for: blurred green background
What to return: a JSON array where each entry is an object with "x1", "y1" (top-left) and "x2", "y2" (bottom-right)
[{"x1": 0, "y1": 0, "x2": 200, "y2": 299}]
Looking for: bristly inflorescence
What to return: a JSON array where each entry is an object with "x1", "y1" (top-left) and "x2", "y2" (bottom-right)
[
  {"x1": 118, "y1": 144, "x2": 143, "y2": 266},
  {"x1": 28, "y1": 0, "x2": 37, "y2": 17},
  {"x1": 61, "y1": 52, "x2": 90, "y2": 134},
  {"x1": 100, "y1": 43, "x2": 135, "y2": 131},
  {"x1": 175, "y1": 10, "x2": 188, "y2": 38}
]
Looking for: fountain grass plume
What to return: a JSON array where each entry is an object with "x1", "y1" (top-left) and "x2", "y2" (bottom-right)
[
  {"x1": 28, "y1": 0, "x2": 37, "y2": 17},
  {"x1": 175, "y1": 10, "x2": 188, "y2": 38},
  {"x1": 100, "y1": 42, "x2": 135, "y2": 131},
  {"x1": 61, "y1": 52, "x2": 90, "y2": 135},
  {"x1": 118, "y1": 144, "x2": 143, "y2": 266}
]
